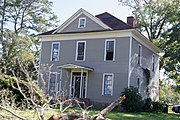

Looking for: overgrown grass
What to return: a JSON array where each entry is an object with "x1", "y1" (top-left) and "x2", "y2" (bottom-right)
[{"x1": 0, "y1": 108, "x2": 179, "y2": 120}]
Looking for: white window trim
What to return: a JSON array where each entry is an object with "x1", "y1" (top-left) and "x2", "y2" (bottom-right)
[
  {"x1": 104, "y1": 39, "x2": 116, "y2": 61},
  {"x1": 137, "y1": 44, "x2": 142, "y2": 65},
  {"x1": 48, "y1": 72, "x2": 58, "y2": 92},
  {"x1": 78, "y1": 17, "x2": 86, "y2": 28},
  {"x1": 152, "y1": 54, "x2": 155, "y2": 72},
  {"x1": 102, "y1": 73, "x2": 114, "y2": 96},
  {"x1": 75, "y1": 41, "x2": 86, "y2": 61},
  {"x1": 50, "y1": 42, "x2": 60, "y2": 61}
]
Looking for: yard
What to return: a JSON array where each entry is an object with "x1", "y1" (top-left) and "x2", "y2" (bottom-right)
[{"x1": 0, "y1": 108, "x2": 179, "y2": 120}]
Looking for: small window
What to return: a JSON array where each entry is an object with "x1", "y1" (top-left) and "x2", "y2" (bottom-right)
[
  {"x1": 51, "y1": 42, "x2": 60, "y2": 61},
  {"x1": 152, "y1": 55, "x2": 155, "y2": 72},
  {"x1": 78, "y1": 18, "x2": 86, "y2": 28},
  {"x1": 49, "y1": 73, "x2": 57, "y2": 92},
  {"x1": 102, "y1": 73, "x2": 114, "y2": 95},
  {"x1": 104, "y1": 40, "x2": 115, "y2": 61},
  {"x1": 76, "y1": 41, "x2": 86, "y2": 61},
  {"x1": 137, "y1": 78, "x2": 140, "y2": 93},
  {"x1": 137, "y1": 44, "x2": 142, "y2": 65}
]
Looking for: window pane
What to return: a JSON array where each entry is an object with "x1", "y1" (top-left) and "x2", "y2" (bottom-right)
[
  {"x1": 51, "y1": 43, "x2": 59, "y2": 61},
  {"x1": 104, "y1": 75, "x2": 113, "y2": 95},
  {"x1": 79, "y1": 18, "x2": 86, "y2": 28},
  {"x1": 138, "y1": 45, "x2": 142, "y2": 64},
  {"x1": 49, "y1": 74, "x2": 56, "y2": 91},
  {"x1": 77, "y1": 42, "x2": 85, "y2": 60},
  {"x1": 106, "y1": 41, "x2": 114, "y2": 60}
]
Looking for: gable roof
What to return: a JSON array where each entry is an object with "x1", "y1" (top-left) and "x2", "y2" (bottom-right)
[
  {"x1": 39, "y1": 8, "x2": 133, "y2": 35},
  {"x1": 52, "y1": 8, "x2": 112, "y2": 34},
  {"x1": 95, "y1": 12, "x2": 133, "y2": 30}
]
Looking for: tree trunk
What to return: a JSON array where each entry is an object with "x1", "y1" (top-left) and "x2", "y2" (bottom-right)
[{"x1": 93, "y1": 95, "x2": 126, "y2": 120}]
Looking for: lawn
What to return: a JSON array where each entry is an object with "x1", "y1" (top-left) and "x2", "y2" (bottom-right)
[{"x1": 0, "y1": 108, "x2": 179, "y2": 120}]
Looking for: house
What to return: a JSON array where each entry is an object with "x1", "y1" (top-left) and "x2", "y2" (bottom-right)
[{"x1": 38, "y1": 8, "x2": 163, "y2": 105}]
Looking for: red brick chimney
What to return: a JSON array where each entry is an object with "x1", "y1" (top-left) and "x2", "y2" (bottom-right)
[{"x1": 127, "y1": 16, "x2": 135, "y2": 27}]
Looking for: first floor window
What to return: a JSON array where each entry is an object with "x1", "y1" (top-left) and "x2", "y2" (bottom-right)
[
  {"x1": 51, "y1": 42, "x2": 60, "y2": 61},
  {"x1": 137, "y1": 78, "x2": 140, "y2": 93},
  {"x1": 103, "y1": 73, "x2": 113, "y2": 95},
  {"x1": 49, "y1": 73, "x2": 57, "y2": 91}
]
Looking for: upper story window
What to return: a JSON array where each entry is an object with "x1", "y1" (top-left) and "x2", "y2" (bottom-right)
[
  {"x1": 152, "y1": 54, "x2": 155, "y2": 72},
  {"x1": 104, "y1": 39, "x2": 115, "y2": 61},
  {"x1": 78, "y1": 18, "x2": 86, "y2": 28},
  {"x1": 76, "y1": 41, "x2": 86, "y2": 61},
  {"x1": 51, "y1": 42, "x2": 60, "y2": 61},
  {"x1": 137, "y1": 44, "x2": 142, "y2": 65},
  {"x1": 102, "y1": 73, "x2": 114, "y2": 96}
]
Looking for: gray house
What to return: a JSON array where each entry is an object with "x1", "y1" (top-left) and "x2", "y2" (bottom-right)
[{"x1": 38, "y1": 8, "x2": 163, "y2": 104}]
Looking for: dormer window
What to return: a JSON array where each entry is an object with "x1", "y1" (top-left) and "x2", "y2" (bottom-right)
[{"x1": 78, "y1": 18, "x2": 86, "y2": 28}]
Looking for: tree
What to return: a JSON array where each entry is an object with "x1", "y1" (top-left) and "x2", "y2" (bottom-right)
[
  {"x1": 119, "y1": 0, "x2": 180, "y2": 92},
  {"x1": 0, "y1": 0, "x2": 58, "y2": 79}
]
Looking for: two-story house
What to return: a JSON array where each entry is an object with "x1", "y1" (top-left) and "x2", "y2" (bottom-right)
[{"x1": 38, "y1": 8, "x2": 163, "y2": 105}]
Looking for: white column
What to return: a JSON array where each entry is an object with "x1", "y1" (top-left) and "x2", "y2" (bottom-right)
[{"x1": 80, "y1": 69, "x2": 83, "y2": 98}]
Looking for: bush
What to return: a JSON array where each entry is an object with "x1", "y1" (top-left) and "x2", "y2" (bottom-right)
[
  {"x1": 143, "y1": 98, "x2": 153, "y2": 112},
  {"x1": 121, "y1": 86, "x2": 144, "y2": 112}
]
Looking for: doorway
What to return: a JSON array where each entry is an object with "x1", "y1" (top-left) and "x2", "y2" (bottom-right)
[{"x1": 70, "y1": 72, "x2": 87, "y2": 98}]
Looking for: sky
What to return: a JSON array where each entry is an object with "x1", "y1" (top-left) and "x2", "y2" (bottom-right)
[{"x1": 50, "y1": 0, "x2": 132, "y2": 25}]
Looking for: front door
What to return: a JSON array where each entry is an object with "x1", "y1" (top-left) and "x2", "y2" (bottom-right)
[{"x1": 70, "y1": 72, "x2": 87, "y2": 98}]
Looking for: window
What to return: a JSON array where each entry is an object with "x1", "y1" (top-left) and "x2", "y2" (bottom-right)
[
  {"x1": 104, "y1": 39, "x2": 115, "y2": 61},
  {"x1": 102, "y1": 73, "x2": 114, "y2": 95},
  {"x1": 76, "y1": 41, "x2": 86, "y2": 61},
  {"x1": 137, "y1": 78, "x2": 140, "y2": 93},
  {"x1": 78, "y1": 18, "x2": 86, "y2": 28},
  {"x1": 152, "y1": 54, "x2": 155, "y2": 72},
  {"x1": 49, "y1": 73, "x2": 57, "y2": 92},
  {"x1": 137, "y1": 44, "x2": 142, "y2": 65},
  {"x1": 51, "y1": 42, "x2": 60, "y2": 61}
]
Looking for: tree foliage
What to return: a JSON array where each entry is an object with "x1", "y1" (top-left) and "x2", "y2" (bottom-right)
[
  {"x1": 119, "y1": 0, "x2": 180, "y2": 92},
  {"x1": 0, "y1": 0, "x2": 58, "y2": 79}
]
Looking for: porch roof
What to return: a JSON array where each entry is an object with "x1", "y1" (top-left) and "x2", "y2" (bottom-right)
[{"x1": 57, "y1": 64, "x2": 94, "y2": 71}]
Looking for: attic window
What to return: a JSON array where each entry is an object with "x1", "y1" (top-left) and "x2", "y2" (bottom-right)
[{"x1": 78, "y1": 18, "x2": 86, "y2": 28}]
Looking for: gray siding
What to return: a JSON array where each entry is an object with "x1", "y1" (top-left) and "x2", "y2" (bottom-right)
[
  {"x1": 60, "y1": 14, "x2": 105, "y2": 33},
  {"x1": 39, "y1": 37, "x2": 130, "y2": 103},
  {"x1": 130, "y1": 38, "x2": 159, "y2": 101}
]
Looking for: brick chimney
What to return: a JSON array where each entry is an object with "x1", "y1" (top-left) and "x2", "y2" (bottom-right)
[{"x1": 127, "y1": 16, "x2": 135, "y2": 27}]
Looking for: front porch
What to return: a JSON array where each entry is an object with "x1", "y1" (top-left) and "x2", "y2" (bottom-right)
[{"x1": 57, "y1": 64, "x2": 93, "y2": 99}]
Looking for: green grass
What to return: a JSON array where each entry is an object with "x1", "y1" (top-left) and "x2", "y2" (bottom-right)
[{"x1": 0, "y1": 108, "x2": 179, "y2": 120}]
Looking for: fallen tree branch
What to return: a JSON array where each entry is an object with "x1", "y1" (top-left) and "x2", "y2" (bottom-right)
[
  {"x1": 48, "y1": 95, "x2": 126, "y2": 120},
  {"x1": 0, "y1": 105, "x2": 27, "y2": 120}
]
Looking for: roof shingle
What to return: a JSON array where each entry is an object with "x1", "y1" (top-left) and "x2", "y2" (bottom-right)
[{"x1": 95, "y1": 12, "x2": 133, "y2": 30}]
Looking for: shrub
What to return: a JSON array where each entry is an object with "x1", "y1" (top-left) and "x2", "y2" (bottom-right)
[
  {"x1": 121, "y1": 86, "x2": 144, "y2": 112},
  {"x1": 143, "y1": 98, "x2": 153, "y2": 112}
]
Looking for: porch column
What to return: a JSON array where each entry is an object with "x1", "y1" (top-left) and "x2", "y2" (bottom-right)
[{"x1": 80, "y1": 69, "x2": 83, "y2": 98}]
